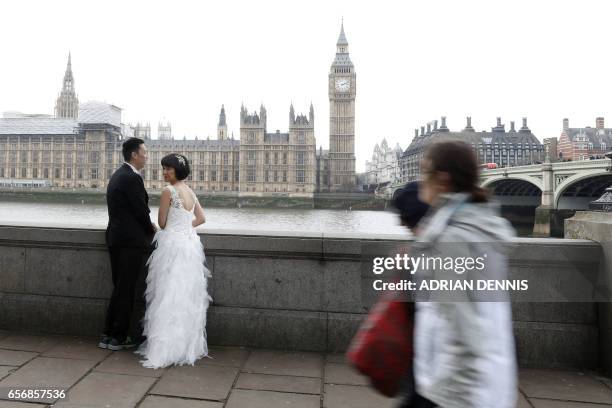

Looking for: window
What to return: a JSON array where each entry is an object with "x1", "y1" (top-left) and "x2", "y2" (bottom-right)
[
  {"x1": 234, "y1": 170, "x2": 239, "y2": 182},
  {"x1": 33, "y1": 168, "x2": 38, "y2": 178},
  {"x1": 283, "y1": 171, "x2": 287, "y2": 182},
  {"x1": 153, "y1": 169, "x2": 158, "y2": 180},
  {"x1": 66, "y1": 168, "x2": 72, "y2": 179},
  {"x1": 211, "y1": 170, "x2": 217, "y2": 181},
  {"x1": 247, "y1": 169, "x2": 255, "y2": 182},
  {"x1": 211, "y1": 154, "x2": 217, "y2": 165},
  {"x1": 199, "y1": 170, "x2": 205, "y2": 181},
  {"x1": 44, "y1": 168, "x2": 49, "y2": 178},
  {"x1": 296, "y1": 170, "x2": 305, "y2": 183},
  {"x1": 223, "y1": 152, "x2": 228, "y2": 165},
  {"x1": 283, "y1": 152, "x2": 287, "y2": 164},
  {"x1": 298, "y1": 131, "x2": 305, "y2": 144},
  {"x1": 55, "y1": 168, "x2": 61, "y2": 178},
  {"x1": 21, "y1": 168, "x2": 26, "y2": 178},
  {"x1": 265, "y1": 170, "x2": 269, "y2": 182},
  {"x1": 265, "y1": 152, "x2": 269, "y2": 164},
  {"x1": 297, "y1": 152, "x2": 305, "y2": 165},
  {"x1": 77, "y1": 168, "x2": 83, "y2": 179},
  {"x1": 223, "y1": 170, "x2": 228, "y2": 181}
]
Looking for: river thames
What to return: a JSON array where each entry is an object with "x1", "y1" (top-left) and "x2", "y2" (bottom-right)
[{"x1": 0, "y1": 201, "x2": 408, "y2": 235}]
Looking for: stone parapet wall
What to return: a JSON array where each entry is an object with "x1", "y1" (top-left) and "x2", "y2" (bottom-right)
[{"x1": 0, "y1": 224, "x2": 603, "y2": 369}]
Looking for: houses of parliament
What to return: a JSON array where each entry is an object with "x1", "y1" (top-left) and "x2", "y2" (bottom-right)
[{"x1": 0, "y1": 24, "x2": 357, "y2": 196}]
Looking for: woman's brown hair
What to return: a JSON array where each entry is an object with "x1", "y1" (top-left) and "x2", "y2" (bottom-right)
[{"x1": 423, "y1": 140, "x2": 488, "y2": 203}]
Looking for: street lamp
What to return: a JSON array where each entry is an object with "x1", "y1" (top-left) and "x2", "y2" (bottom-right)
[{"x1": 588, "y1": 151, "x2": 612, "y2": 212}]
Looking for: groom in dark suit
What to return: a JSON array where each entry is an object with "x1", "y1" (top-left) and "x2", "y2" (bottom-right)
[{"x1": 100, "y1": 137, "x2": 156, "y2": 351}]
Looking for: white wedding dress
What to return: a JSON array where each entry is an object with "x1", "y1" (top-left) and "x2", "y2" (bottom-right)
[{"x1": 135, "y1": 185, "x2": 212, "y2": 369}]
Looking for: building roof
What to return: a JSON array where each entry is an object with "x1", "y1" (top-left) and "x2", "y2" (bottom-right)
[
  {"x1": 78, "y1": 101, "x2": 121, "y2": 127},
  {"x1": 143, "y1": 138, "x2": 240, "y2": 149},
  {"x1": 402, "y1": 128, "x2": 541, "y2": 158},
  {"x1": 0, "y1": 117, "x2": 78, "y2": 135},
  {"x1": 332, "y1": 52, "x2": 353, "y2": 68},
  {"x1": 264, "y1": 132, "x2": 289, "y2": 143},
  {"x1": 565, "y1": 127, "x2": 612, "y2": 149}
]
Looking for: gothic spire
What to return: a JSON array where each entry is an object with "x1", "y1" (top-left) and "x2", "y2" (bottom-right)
[
  {"x1": 309, "y1": 102, "x2": 314, "y2": 124},
  {"x1": 332, "y1": 21, "x2": 353, "y2": 68},
  {"x1": 337, "y1": 19, "x2": 348, "y2": 46},
  {"x1": 63, "y1": 52, "x2": 74, "y2": 91},
  {"x1": 55, "y1": 52, "x2": 79, "y2": 119},
  {"x1": 218, "y1": 104, "x2": 227, "y2": 127}
]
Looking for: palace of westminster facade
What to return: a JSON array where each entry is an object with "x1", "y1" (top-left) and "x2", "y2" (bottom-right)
[{"x1": 0, "y1": 24, "x2": 357, "y2": 196}]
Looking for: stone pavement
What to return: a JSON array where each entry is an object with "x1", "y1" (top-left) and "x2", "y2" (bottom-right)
[{"x1": 0, "y1": 332, "x2": 611, "y2": 407}]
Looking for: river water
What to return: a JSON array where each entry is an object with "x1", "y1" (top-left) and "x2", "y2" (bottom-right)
[{"x1": 0, "y1": 201, "x2": 408, "y2": 236}]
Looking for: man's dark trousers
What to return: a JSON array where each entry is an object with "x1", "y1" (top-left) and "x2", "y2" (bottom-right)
[{"x1": 104, "y1": 246, "x2": 146, "y2": 342}]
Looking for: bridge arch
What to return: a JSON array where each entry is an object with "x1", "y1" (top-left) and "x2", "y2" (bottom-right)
[
  {"x1": 481, "y1": 175, "x2": 542, "y2": 191},
  {"x1": 483, "y1": 177, "x2": 542, "y2": 207},
  {"x1": 554, "y1": 170, "x2": 612, "y2": 209}
]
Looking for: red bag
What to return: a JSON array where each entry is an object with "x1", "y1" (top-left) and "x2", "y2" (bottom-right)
[{"x1": 346, "y1": 291, "x2": 414, "y2": 397}]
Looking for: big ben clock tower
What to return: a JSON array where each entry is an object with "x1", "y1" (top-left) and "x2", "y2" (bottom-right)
[{"x1": 329, "y1": 21, "x2": 356, "y2": 191}]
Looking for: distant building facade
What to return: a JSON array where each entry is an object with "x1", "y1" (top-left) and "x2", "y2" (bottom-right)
[
  {"x1": 399, "y1": 116, "x2": 544, "y2": 183},
  {"x1": 0, "y1": 101, "x2": 122, "y2": 188},
  {"x1": 157, "y1": 122, "x2": 172, "y2": 140},
  {"x1": 238, "y1": 104, "x2": 316, "y2": 196},
  {"x1": 558, "y1": 117, "x2": 612, "y2": 161},
  {"x1": 318, "y1": 22, "x2": 357, "y2": 192},
  {"x1": 365, "y1": 139, "x2": 402, "y2": 185},
  {"x1": 133, "y1": 123, "x2": 151, "y2": 140},
  {"x1": 1, "y1": 23, "x2": 356, "y2": 196}
]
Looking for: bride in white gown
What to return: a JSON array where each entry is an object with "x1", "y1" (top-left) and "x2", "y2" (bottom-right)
[{"x1": 135, "y1": 153, "x2": 212, "y2": 369}]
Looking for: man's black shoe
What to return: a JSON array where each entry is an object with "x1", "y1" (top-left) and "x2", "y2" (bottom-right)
[
  {"x1": 107, "y1": 336, "x2": 137, "y2": 351},
  {"x1": 97, "y1": 334, "x2": 111, "y2": 349}
]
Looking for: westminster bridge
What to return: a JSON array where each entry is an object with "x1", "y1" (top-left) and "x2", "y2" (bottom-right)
[{"x1": 387, "y1": 158, "x2": 612, "y2": 236}]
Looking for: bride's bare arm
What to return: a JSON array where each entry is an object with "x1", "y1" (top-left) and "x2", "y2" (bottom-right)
[
  {"x1": 158, "y1": 188, "x2": 171, "y2": 229},
  {"x1": 192, "y1": 198, "x2": 205, "y2": 228}
]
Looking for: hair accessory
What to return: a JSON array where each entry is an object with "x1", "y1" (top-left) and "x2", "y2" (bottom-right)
[{"x1": 175, "y1": 154, "x2": 186, "y2": 166}]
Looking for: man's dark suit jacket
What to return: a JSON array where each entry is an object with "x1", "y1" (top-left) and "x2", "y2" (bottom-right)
[{"x1": 106, "y1": 163, "x2": 155, "y2": 248}]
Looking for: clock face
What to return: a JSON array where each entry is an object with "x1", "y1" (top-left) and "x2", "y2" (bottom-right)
[{"x1": 335, "y1": 78, "x2": 350, "y2": 92}]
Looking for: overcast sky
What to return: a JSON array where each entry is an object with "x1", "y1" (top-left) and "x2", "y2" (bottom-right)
[{"x1": 1, "y1": 0, "x2": 611, "y2": 171}]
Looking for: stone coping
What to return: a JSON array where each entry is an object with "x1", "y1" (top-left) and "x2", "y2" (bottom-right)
[
  {"x1": 0, "y1": 221, "x2": 601, "y2": 244},
  {"x1": 0, "y1": 222, "x2": 602, "y2": 262}
]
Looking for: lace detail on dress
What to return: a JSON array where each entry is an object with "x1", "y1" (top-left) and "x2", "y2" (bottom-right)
[
  {"x1": 167, "y1": 185, "x2": 184, "y2": 210},
  {"x1": 167, "y1": 185, "x2": 196, "y2": 212}
]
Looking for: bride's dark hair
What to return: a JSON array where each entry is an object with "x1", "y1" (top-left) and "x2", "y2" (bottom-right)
[{"x1": 161, "y1": 154, "x2": 190, "y2": 180}]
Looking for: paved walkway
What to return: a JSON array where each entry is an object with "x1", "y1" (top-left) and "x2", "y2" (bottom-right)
[{"x1": 0, "y1": 332, "x2": 610, "y2": 407}]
